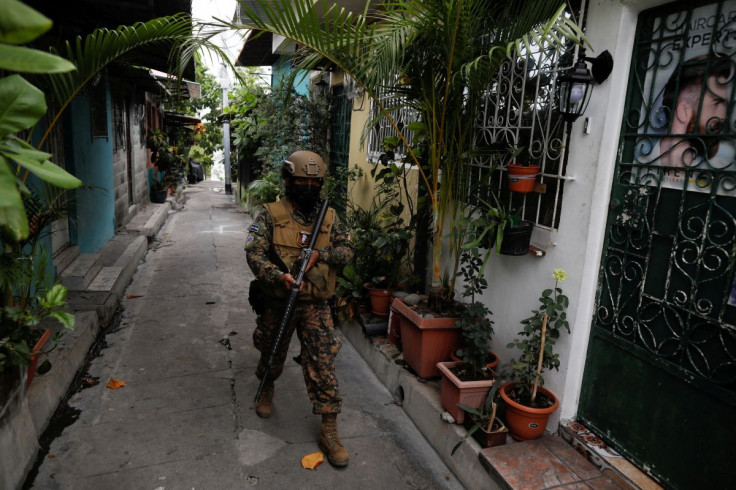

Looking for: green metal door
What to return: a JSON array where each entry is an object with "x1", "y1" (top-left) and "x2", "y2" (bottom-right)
[
  {"x1": 329, "y1": 85, "x2": 351, "y2": 213},
  {"x1": 579, "y1": 1, "x2": 736, "y2": 488}
]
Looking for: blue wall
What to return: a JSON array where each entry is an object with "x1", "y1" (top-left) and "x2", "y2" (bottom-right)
[
  {"x1": 271, "y1": 58, "x2": 310, "y2": 95},
  {"x1": 63, "y1": 83, "x2": 115, "y2": 253}
]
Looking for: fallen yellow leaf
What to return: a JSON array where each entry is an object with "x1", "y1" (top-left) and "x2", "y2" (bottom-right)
[
  {"x1": 107, "y1": 378, "x2": 126, "y2": 389},
  {"x1": 300, "y1": 451, "x2": 324, "y2": 470}
]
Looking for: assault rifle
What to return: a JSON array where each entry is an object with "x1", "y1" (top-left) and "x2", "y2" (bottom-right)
[{"x1": 254, "y1": 199, "x2": 330, "y2": 404}]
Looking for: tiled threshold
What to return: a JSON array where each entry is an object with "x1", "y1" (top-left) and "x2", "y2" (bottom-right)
[
  {"x1": 479, "y1": 434, "x2": 655, "y2": 490},
  {"x1": 344, "y1": 316, "x2": 662, "y2": 490}
]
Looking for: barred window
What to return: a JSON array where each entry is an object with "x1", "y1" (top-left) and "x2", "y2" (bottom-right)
[
  {"x1": 113, "y1": 97, "x2": 127, "y2": 151},
  {"x1": 366, "y1": 35, "x2": 581, "y2": 232},
  {"x1": 89, "y1": 73, "x2": 108, "y2": 139}
]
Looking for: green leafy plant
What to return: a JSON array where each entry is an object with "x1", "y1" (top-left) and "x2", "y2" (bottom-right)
[
  {"x1": 451, "y1": 382, "x2": 506, "y2": 455},
  {"x1": 506, "y1": 268, "x2": 570, "y2": 407},
  {"x1": 454, "y1": 301, "x2": 494, "y2": 378},
  {"x1": 346, "y1": 175, "x2": 414, "y2": 290},
  {"x1": 453, "y1": 235, "x2": 495, "y2": 378},
  {"x1": 0, "y1": 0, "x2": 81, "y2": 242},
  {"x1": 242, "y1": 170, "x2": 282, "y2": 212},
  {"x1": 0, "y1": 283, "x2": 75, "y2": 373},
  {"x1": 335, "y1": 263, "x2": 364, "y2": 320}
]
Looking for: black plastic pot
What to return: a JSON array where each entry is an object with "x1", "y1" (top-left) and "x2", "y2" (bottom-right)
[
  {"x1": 150, "y1": 189, "x2": 168, "y2": 203},
  {"x1": 500, "y1": 221, "x2": 534, "y2": 256}
]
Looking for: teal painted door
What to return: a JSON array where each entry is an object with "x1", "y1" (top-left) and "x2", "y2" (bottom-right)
[{"x1": 579, "y1": 1, "x2": 736, "y2": 488}]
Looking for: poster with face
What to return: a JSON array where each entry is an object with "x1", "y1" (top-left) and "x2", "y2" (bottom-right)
[{"x1": 634, "y1": 2, "x2": 736, "y2": 193}]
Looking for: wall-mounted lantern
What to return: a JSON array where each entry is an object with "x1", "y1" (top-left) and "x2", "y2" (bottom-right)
[{"x1": 558, "y1": 50, "x2": 614, "y2": 122}]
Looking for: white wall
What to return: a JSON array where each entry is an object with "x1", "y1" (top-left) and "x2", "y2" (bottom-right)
[{"x1": 480, "y1": 0, "x2": 672, "y2": 429}]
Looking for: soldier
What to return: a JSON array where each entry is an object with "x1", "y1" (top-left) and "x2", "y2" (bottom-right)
[{"x1": 244, "y1": 150, "x2": 355, "y2": 467}]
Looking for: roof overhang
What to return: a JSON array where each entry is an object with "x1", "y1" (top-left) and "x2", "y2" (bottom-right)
[
  {"x1": 236, "y1": 30, "x2": 281, "y2": 67},
  {"x1": 164, "y1": 111, "x2": 201, "y2": 126},
  {"x1": 236, "y1": 0, "x2": 381, "y2": 68},
  {"x1": 26, "y1": 0, "x2": 196, "y2": 79}
]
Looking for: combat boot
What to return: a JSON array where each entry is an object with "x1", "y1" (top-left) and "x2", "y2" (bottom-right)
[
  {"x1": 319, "y1": 413, "x2": 349, "y2": 467},
  {"x1": 255, "y1": 382, "x2": 274, "y2": 418}
]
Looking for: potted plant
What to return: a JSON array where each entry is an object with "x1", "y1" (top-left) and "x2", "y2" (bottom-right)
[
  {"x1": 1, "y1": 245, "x2": 75, "y2": 394},
  {"x1": 436, "y1": 238, "x2": 496, "y2": 423},
  {"x1": 146, "y1": 129, "x2": 174, "y2": 202},
  {"x1": 452, "y1": 383, "x2": 508, "y2": 453},
  {"x1": 501, "y1": 268, "x2": 570, "y2": 440},
  {"x1": 347, "y1": 165, "x2": 414, "y2": 317},
  {"x1": 450, "y1": 235, "x2": 500, "y2": 371}
]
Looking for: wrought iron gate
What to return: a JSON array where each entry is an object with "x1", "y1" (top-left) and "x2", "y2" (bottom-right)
[{"x1": 579, "y1": 1, "x2": 736, "y2": 488}]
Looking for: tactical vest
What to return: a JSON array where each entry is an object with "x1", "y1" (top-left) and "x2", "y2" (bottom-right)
[{"x1": 263, "y1": 200, "x2": 337, "y2": 301}]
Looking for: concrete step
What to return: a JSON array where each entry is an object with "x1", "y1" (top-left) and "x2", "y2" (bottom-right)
[
  {"x1": 58, "y1": 252, "x2": 103, "y2": 291},
  {"x1": 123, "y1": 202, "x2": 171, "y2": 238},
  {"x1": 52, "y1": 245, "x2": 79, "y2": 275}
]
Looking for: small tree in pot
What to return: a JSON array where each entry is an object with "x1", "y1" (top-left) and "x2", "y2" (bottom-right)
[{"x1": 502, "y1": 268, "x2": 570, "y2": 440}]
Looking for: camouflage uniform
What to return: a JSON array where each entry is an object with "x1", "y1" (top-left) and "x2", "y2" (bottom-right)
[{"x1": 245, "y1": 198, "x2": 354, "y2": 414}]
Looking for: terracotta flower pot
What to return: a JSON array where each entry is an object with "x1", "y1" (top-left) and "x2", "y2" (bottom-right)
[
  {"x1": 506, "y1": 164, "x2": 540, "y2": 193},
  {"x1": 392, "y1": 298, "x2": 460, "y2": 378},
  {"x1": 437, "y1": 361, "x2": 495, "y2": 424},
  {"x1": 500, "y1": 381, "x2": 559, "y2": 441},
  {"x1": 367, "y1": 288, "x2": 392, "y2": 317}
]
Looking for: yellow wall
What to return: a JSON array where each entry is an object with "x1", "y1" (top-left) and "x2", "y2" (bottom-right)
[{"x1": 346, "y1": 92, "x2": 374, "y2": 211}]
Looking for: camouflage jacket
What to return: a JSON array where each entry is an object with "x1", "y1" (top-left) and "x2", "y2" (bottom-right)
[{"x1": 245, "y1": 199, "x2": 355, "y2": 289}]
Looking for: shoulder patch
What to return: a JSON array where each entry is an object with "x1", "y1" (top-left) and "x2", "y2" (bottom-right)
[{"x1": 248, "y1": 224, "x2": 260, "y2": 233}]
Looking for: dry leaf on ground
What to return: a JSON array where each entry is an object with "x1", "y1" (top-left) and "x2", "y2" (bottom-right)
[
  {"x1": 300, "y1": 451, "x2": 324, "y2": 470},
  {"x1": 106, "y1": 378, "x2": 126, "y2": 389}
]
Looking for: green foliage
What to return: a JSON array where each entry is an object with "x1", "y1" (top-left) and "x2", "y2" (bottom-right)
[
  {"x1": 0, "y1": 238, "x2": 75, "y2": 374},
  {"x1": 343, "y1": 163, "x2": 416, "y2": 290},
  {"x1": 451, "y1": 383, "x2": 503, "y2": 455},
  {"x1": 0, "y1": 0, "x2": 80, "y2": 242},
  {"x1": 229, "y1": 83, "x2": 330, "y2": 184},
  {"x1": 507, "y1": 269, "x2": 570, "y2": 405},
  {"x1": 169, "y1": 58, "x2": 223, "y2": 174},
  {"x1": 323, "y1": 164, "x2": 363, "y2": 218},
  {"x1": 242, "y1": 170, "x2": 281, "y2": 212},
  {"x1": 234, "y1": 0, "x2": 588, "y2": 293},
  {"x1": 455, "y1": 301, "x2": 494, "y2": 377}
]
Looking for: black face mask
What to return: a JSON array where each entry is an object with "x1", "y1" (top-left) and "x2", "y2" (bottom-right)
[{"x1": 288, "y1": 183, "x2": 322, "y2": 208}]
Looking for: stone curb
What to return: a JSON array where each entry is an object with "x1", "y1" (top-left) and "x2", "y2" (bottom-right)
[{"x1": 339, "y1": 320, "x2": 501, "y2": 490}]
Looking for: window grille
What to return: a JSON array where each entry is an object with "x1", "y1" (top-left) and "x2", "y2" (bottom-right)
[
  {"x1": 366, "y1": 20, "x2": 583, "y2": 231},
  {"x1": 470, "y1": 42, "x2": 578, "y2": 230},
  {"x1": 366, "y1": 85, "x2": 418, "y2": 164},
  {"x1": 113, "y1": 97, "x2": 127, "y2": 151}
]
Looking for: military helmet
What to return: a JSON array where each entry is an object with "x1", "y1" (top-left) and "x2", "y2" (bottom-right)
[{"x1": 282, "y1": 151, "x2": 326, "y2": 180}]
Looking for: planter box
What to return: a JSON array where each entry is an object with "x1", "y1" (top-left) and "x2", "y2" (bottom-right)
[
  {"x1": 392, "y1": 298, "x2": 460, "y2": 378},
  {"x1": 437, "y1": 361, "x2": 494, "y2": 424},
  {"x1": 463, "y1": 413, "x2": 508, "y2": 448}
]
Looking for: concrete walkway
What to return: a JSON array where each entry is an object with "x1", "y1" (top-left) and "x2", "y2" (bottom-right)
[{"x1": 27, "y1": 181, "x2": 462, "y2": 490}]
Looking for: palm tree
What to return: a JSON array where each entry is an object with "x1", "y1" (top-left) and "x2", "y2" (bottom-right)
[{"x1": 234, "y1": 0, "x2": 588, "y2": 298}]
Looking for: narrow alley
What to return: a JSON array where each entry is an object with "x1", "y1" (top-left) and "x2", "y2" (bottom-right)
[{"x1": 27, "y1": 181, "x2": 461, "y2": 489}]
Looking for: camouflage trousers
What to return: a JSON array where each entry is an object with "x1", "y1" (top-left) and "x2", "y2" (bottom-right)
[{"x1": 254, "y1": 302, "x2": 342, "y2": 414}]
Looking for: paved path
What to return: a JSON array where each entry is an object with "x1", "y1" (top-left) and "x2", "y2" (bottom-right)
[{"x1": 28, "y1": 181, "x2": 462, "y2": 490}]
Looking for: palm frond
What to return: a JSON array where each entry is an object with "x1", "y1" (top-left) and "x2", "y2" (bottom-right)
[{"x1": 34, "y1": 14, "x2": 196, "y2": 149}]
